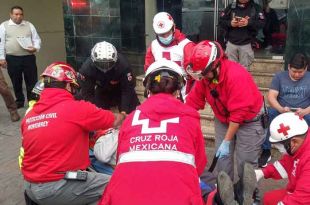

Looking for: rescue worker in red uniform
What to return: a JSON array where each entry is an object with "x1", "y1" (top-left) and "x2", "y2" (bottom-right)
[
  {"x1": 99, "y1": 59, "x2": 207, "y2": 205},
  {"x1": 255, "y1": 112, "x2": 310, "y2": 205},
  {"x1": 144, "y1": 12, "x2": 196, "y2": 96},
  {"x1": 186, "y1": 40, "x2": 265, "y2": 181},
  {"x1": 20, "y1": 62, "x2": 125, "y2": 205}
]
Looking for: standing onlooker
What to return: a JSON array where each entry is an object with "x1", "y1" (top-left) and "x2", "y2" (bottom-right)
[
  {"x1": 262, "y1": 0, "x2": 280, "y2": 50},
  {"x1": 0, "y1": 6, "x2": 41, "y2": 108},
  {"x1": 144, "y1": 12, "x2": 196, "y2": 96},
  {"x1": 0, "y1": 66, "x2": 20, "y2": 121},
  {"x1": 186, "y1": 40, "x2": 265, "y2": 180},
  {"x1": 219, "y1": 0, "x2": 265, "y2": 70},
  {"x1": 258, "y1": 52, "x2": 310, "y2": 167}
]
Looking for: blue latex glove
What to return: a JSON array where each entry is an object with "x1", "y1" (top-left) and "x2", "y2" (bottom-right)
[{"x1": 216, "y1": 140, "x2": 231, "y2": 158}]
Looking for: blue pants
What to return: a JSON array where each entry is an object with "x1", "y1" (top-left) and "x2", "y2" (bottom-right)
[
  {"x1": 262, "y1": 107, "x2": 310, "y2": 150},
  {"x1": 89, "y1": 150, "x2": 114, "y2": 175}
]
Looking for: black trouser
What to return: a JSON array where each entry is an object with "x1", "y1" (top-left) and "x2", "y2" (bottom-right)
[
  {"x1": 94, "y1": 85, "x2": 139, "y2": 114},
  {"x1": 6, "y1": 55, "x2": 38, "y2": 104}
]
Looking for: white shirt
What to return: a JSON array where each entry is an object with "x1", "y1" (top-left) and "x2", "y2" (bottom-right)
[{"x1": 0, "y1": 19, "x2": 41, "y2": 60}]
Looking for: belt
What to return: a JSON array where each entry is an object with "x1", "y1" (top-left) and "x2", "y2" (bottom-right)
[
  {"x1": 244, "y1": 114, "x2": 262, "y2": 123},
  {"x1": 244, "y1": 105, "x2": 265, "y2": 123},
  {"x1": 118, "y1": 150, "x2": 196, "y2": 167}
]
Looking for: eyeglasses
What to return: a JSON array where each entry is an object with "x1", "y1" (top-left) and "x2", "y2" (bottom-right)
[
  {"x1": 186, "y1": 62, "x2": 220, "y2": 81},
  {"x1": 186, "y1": 64, "x2": 205, "y2": 81}
]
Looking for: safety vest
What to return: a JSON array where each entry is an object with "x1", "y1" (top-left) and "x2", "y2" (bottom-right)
[{"x1": 151, "y1": 38, "x2": 190, "y2": 74}]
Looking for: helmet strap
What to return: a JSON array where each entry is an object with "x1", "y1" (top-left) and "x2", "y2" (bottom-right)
[
  {"x1": 282, "y1": 138, "x2": 293, "y2": 156},
  {"x1": 176, "y1": 90, "x2": 184, "y2": 102},
  {"x1": 205, "y1": 62, "x2": 220, "y2": 83},
  {"x1": 61, "y1": 82, "x2": 77, "y2": 95}
]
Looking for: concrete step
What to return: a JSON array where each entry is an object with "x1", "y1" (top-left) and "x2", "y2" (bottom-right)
[
  {"x1": 251, "y1": 72, "x2": 274, "y2": 89},
  {"x1": 249, "y1": 58, "x2": 284, "y2": 73}
]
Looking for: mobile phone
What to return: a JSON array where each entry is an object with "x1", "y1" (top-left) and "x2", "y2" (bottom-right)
[
  {"x1": 290, "y1": 107, "x2": 298, "y2": 112},
  {"x1": 64, "y1": 171, "x2": 88, "y2": 181},
  {"x1": 235, "y1": 16, "x2": 242, "y2": 21}
]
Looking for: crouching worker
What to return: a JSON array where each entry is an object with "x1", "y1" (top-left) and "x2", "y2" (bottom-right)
[
  {"x1": 98, "y1": 59, "x2": 207, "y2": 205},
  {"x1": 255, "y1": 112, "x2": 310, "y2": 205},
  {"x1": 20, "y1": 62, "x2": 126, "y2": 205}
]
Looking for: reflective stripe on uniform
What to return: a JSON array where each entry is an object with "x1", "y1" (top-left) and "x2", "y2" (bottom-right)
[
  {"x1": 118, "y1": 150, "x2": 196, "y2": 167},
  {"x1": 274, "y1": 161, "x2": 288, "y2": 179}
]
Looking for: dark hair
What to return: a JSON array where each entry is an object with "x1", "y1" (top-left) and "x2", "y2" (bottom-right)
[
  {"x1": 11, "y1": 6, "x2": 23, "y2": 13},
  {"x1": 289, "y1": 53, "x2": 308, "y2": 69},
  {"x1": 146, "y1": 70, "x2": 181, "y2": 95},
  {"x1": 43, "y1": 77, "x2": 66, "y2": 89}
]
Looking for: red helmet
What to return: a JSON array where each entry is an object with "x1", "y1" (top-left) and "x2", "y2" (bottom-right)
[
  {"x1": 41, "y1": 62, "x2": 79, "y2": 87},
  {"x1": 187, "y1": 40, "x2": 224, "y2": 80}
]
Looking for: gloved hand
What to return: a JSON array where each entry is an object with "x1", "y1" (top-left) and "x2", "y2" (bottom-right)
[
  {"x1": 254, "y1": 169, "x2": 264, "y2": 181},
  {"x1": 216, "y1": 140, "x2": 231, "y2": 158}
]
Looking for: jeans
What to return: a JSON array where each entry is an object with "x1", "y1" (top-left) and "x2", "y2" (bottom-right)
[
  {"x1": 89, "y1": 150, "x2": 114, "y2": 175},
  {"x1": 262, "y1": 107, "x2": 310, "y2": 150}
]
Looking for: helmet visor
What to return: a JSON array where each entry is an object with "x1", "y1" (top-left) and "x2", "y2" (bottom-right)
[
  {"x1": 186, "y1": 64, "x2": 205, "y2": 81},
  {"x1": 32, "y1": 80, "x2": 45, "y2": 96},
  {"x1": 94, "y1": 61, "x2": 115, "y2": 73}
]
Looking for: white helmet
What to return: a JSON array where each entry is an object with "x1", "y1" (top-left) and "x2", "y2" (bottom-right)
[
  {"x1": 143, "y1": 59, "x2": 185, "y2": 88},
  {"x1": 94, "y1": 128, "x2": 118, "y2": 165},
  {"x1": 269, "y1": 112, "x2": 308, "y2": 143},
  {"x1": 153, "y1": 12, "x2": 174, "y2": 35},
  {"x1": 91, "y1": 41, "x2": 118, "y2": 72}
]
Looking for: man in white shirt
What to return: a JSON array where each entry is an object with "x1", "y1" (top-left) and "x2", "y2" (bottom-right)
[{"x1": 0, "y1": 6, "x2": 41, "y2": 108}]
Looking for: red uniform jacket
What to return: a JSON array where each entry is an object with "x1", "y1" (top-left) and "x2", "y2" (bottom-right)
[
  {"x1": 186, "y1": 59, "x2": 263, "y2": 124},
  {"x1": 99, "y1": 93, "x2": 207, "y2": 205},
  {"x1": 263, "y1": 130, "x2": 310, "y2": 205},
  {"x1": 21, "y1": 88, "x2": 114, "y2": 182}
]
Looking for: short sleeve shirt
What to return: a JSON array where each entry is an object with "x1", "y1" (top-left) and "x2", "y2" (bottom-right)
[{"x1": 270, "y1": 71, "x2": 310, "y2": 108}]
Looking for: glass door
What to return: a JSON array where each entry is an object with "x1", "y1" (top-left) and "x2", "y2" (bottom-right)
[{"x1": 181, "y1": 0, "x2": 229, "y2": 43}]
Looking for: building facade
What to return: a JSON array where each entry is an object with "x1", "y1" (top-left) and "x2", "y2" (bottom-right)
[{"x1": 0, "y1": 0, "x2": 308, "y2": 78}]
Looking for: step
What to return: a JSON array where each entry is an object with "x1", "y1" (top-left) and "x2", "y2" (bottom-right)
[
  {"x1": 250, "y1": 72, "x2": 274, "y2": 88},
  {"x1": 250, "y1": 58, "x2": 284, "y2": 73}
]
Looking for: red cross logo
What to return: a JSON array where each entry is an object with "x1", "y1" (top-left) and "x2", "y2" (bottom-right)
[
  {"x1": 158, "y1": 21, "x2": 164, "y2": 28},
  {"x1": 294, "y1": 113, "x2": 303, "y2": 120},
  {"x1": 277, "y1": 123, "x2": 290, "y2": 136},
  {"x1": 162, "y1": 52, "x2": 181, "y2": 66}
]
